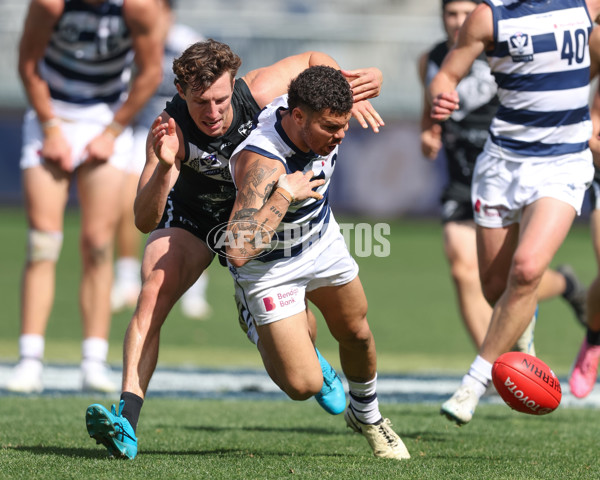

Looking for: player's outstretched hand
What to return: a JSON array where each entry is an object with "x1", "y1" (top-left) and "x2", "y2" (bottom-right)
[
  {"x1": 351, "y1": 100, "x2": 384, "y2": 133},
  {"x1": 342, "y1": 67, "x2": 383, "y2": 101},
  {"x1": 151, "y1": 115, "x2": 179, "y2": 167},
  {"x1": 277, "y1": 170, "x2": 325, "y2": 203}
]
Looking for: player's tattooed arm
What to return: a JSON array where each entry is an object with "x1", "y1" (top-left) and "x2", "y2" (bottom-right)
[
  {"x1": 237, "y1": 159, "x2": 278, "y2": 209},
  {"x1": 226, "y1": 155, "x2": 291, "y2": 265}
]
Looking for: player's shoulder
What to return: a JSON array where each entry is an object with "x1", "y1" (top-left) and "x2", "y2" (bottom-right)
[
  {"x1": 30, "y1": 0, "x2": 64, "y2": 17},
  {"x1": 122, "y1": 0, "x2": 161, "y2": 25}
]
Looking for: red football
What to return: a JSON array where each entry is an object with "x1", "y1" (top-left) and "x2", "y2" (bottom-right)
[{"x1": 491, "y1": 352, "x2": 561, "y2": 415}]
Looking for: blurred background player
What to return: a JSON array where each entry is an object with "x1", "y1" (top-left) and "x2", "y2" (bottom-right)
[
  {"x1": 6, "y1": 0, "x2": 162, "y2": 394},
  {"x1": 569, "y1": 25, "x2": 600, "y2": 399},
  {"x1": 419, "y1": 0, "x2": 587, "y2": 351},
  {"x1": 111, "y1": 0, "x2": 211, "y2": 319}
]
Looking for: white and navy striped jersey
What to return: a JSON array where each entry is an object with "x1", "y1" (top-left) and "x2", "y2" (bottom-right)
[
  {"x1": 484, "y1": 0, "x2": 593, "y2": 159},
  {"x1": 230, "y1": 95, "x2": 336, "y2": 262},
  {"x1": 40, "y1": 0, "x2": 133, "y2": 105}
]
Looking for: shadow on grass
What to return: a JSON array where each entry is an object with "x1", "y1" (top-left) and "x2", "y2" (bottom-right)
[
  {"x1": 8, "y1": 444, "x2": 347, "y2": 459},
  {"x1": 8, "y1": 445, "x2": 115, "y2": 460},
  {"x1": 175, "y1": 424, "x2": 338, "y2": 436}
]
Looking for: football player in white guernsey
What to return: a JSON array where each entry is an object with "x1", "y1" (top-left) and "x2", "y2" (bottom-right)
[
  {"x1": 429, "y1": 0, "x2": 600, "y2": 425},
  {"x1": 8, "y1": 0, "x2": 163, "y2": 396},
  {"x1": 224, "y1": 66, "x2": 410, "y2": 460},
  {"x1": 419, "y1": 1, "x2": 587, "y2": 352}
]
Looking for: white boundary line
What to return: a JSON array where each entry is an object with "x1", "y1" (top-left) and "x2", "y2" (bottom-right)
[{"x1": 1, "y1": 363, "x2": 599, "y2": 408}]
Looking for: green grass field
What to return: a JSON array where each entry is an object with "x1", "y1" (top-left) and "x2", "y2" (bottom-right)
[
  {"x1": 0, "y1": 206, "x2": 595, "y2": 374},
  {"x1": 0, "y1": 206, "x2": 598, "y2": 479},
  {"x1": 1, "y1": 398, "x2": 599, "y2": 479}
]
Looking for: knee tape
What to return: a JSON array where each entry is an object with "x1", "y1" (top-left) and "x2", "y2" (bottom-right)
[{"x1": 27, "y1": 230, "x2": 63, "y2": 262}]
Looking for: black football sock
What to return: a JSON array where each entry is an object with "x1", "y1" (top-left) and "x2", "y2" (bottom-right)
[
  {"x1": 586, "y1": 328, "x2": 600, "y2": 346},
  {"x1": 561, "y1": 272, "x2": 576, "y2": 299},
  {"x1": 120, "y1": 391, "x2": 144, "y2": 433}
]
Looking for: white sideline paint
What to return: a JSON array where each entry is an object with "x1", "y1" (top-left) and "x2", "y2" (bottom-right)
[{"x1": 0, "y1": 362, "x2": 599, "y2": 408}]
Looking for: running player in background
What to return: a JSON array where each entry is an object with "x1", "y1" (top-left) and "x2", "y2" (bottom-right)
[
  {"x1": 6, "y1": 0, "x2": 162, "y2": 394},
  {"x1": 430, "y1": 0, "x2": 600, "y2": 425},
  {"x1": 111, "y1": 0, "x2": 211, "y2": 320},
  {"x1": 419, "y1": 0, "x2": 587, "y2": 351}
]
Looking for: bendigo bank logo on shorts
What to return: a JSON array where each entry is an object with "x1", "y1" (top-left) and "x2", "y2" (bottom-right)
[
  {"x1": 474, "y1": 199, "x2": 507, "y2": 218},
  {"x1": 207, "y1": 221, "x2": 278, "y2": 260},
  {"x1": 262, "y1": 287, "x2": 300, "y2": 312}
]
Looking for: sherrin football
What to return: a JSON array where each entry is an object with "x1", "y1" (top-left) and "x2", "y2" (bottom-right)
[{"x1": 491, "y1": 352, "x2": 561, "y2": 415}]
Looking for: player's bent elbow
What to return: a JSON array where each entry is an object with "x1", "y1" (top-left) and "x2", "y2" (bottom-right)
[{"x1": 134, "y1": 215, "x2": 156, "y2": 235}]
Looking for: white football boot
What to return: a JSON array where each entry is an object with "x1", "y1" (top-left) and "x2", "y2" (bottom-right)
[
  {"x1": 81, "y1": 361, "x2": 118, "y2": 393},
  {"x1": 344, "y1": 407, "x2": 411, "y2": 459},
  {"x1": 440, "y1": 384, "x2": 481, "y2": 425},
  {"x1": 5, "y1": 358, "x2": 43, "y2": 393}
]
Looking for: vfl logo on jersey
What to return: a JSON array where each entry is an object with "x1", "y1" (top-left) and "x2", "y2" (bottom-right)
[
  {"x1": 509, "y1": 32, "x2": 533, "y2": 62},
  {"x1": 186, "y1": 144, "x2": 232, "y2": 181}
]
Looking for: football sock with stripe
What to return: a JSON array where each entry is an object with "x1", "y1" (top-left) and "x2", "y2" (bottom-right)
[{"x1": 347, "y1": 375, "x2": 382, "y2": 425}]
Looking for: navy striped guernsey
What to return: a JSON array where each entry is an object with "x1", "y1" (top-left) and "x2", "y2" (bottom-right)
[
  {"x1": 40, "y1": 0, "x2": 133, "y2": 105},
  {"x1": 229, "y1": 95, "x2": 335, "y2": 262},
  {"x1": 483, "y1": 0, "x2": 593, "y2": 158}
]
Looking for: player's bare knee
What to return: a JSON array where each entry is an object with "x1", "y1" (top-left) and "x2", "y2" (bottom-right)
[
  {"x1": 27, "y1": 229, "x2": 63, "y2": 263},
  {"x1": 511, "y1": 257, "x2": 543, "y2": 289},
  {"x1": 337, "y1": 320, "x2": 373, "y2": 351},
  {"x1": 450, "y1": 260, "x2": 478, "y2": 286},
  {"x1": 283, "y1": 376, "x2": 322, "y2": 400},
  {"x1": 81, "y1": 236, "x2": 112, "y2": 266}
]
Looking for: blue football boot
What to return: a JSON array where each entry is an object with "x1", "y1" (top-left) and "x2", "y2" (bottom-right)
[
  {"x1": 314, "y1": 348, "x2": 346, "y2": 415},
  {"x1": 86, "y1": 400, "x2": 138, "y2": 459}
]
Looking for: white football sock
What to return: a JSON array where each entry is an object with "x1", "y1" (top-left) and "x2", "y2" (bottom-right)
[
  {"x1": 81, "y1": 337, "x2": 109, "y2": 366},
  {"x1": 19, "y1": 334, "x2": 44, "y2": 361},
  {"x1": 462, "y1": 355, "x2": 492, "y2": 397},
  {"x1": 347, "y1": 375, "x2": 382, "y2": 424}
]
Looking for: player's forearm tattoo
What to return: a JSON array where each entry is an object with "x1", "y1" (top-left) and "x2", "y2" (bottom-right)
[
  {"x1": 229, "y1": 159, "x2": 281, "y2": 254},
  {"x1": 269, "y1": 205, "x2": 283, "y2": 218},
  {"x1": 240, "y1": 159, "x2": 278, "y2": 208}
]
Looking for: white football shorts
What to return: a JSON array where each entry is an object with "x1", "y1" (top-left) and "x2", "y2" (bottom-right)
[
  {"x1": 20, "y1": 99, "x2": 134, "y2": 171},
  {"x1": 472, "y1": 148, "x2": 593, "y2": 228},
  {"x1": 230, "y1": 215, "x2": 359, "y2": 333}
]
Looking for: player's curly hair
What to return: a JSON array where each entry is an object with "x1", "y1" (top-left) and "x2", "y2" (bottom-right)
[
  {"x1": 173, "y1": 39, "x2": 242, "y2": 93},
  {"x1": 287, "y1": 66, "x2": 353, "y2": 115}
]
